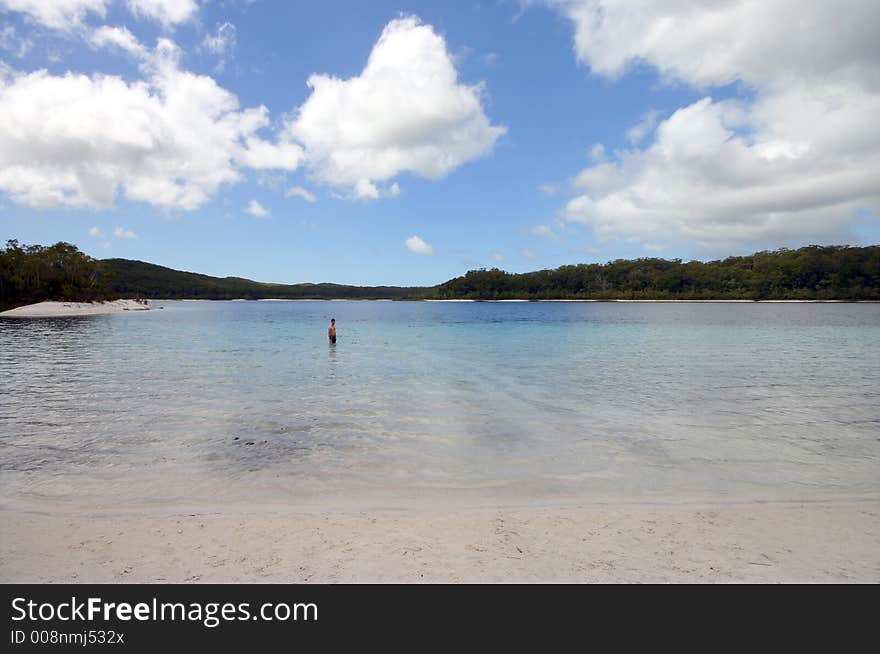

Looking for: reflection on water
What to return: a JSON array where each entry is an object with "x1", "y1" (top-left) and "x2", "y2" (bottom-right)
[{"x1": 1, "y1": 301, "x2": 879, "y2": 507}]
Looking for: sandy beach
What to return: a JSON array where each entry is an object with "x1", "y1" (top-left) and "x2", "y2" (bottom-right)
[
  {"x1": 0, "y1": 299, "x2": 151, "y2": 317},
  {"x1": 2, "y1": 498, "x2": 877, "y2": 583}
]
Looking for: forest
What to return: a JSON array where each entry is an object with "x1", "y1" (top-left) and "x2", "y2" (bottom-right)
[
  {"x1": 433, "y1": 245, "x2": 880, "y2": 300},
  {"x1": 0, "y1": 240, "x2": 110, "y2": 310},
  {"x1": 101, "y1": 258, "x2": 426, "y2": 300},
  {"x1": 1, "y1": 240, "x2": 878, "y2": 310}
]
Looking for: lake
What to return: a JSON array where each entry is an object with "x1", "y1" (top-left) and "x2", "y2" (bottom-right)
[{"x1": 2, "y1": 300, "x2": 878, "y2": 509}]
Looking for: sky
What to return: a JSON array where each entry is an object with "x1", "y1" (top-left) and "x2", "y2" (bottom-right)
[{"x1": 1, "y1": 1, "x2": 878, "y2": 285}]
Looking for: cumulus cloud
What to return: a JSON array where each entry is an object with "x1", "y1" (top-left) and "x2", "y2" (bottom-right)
[
  {"x1": 245, "y1": 199, "x2": 268, "y2": 217},
  {"x1": 88, "y1": 225, "x2": 103, "y2": 237},
  {"x1": 285, "y1": 186, "x2": 316, "y2": 202},
  {"x1": 0, "y1": 13, "x2": 502, "y2": 210},
  {"x1": 286, "y1": 16, "x2": 505, "y2": 199},
  {"x1": 548, "y1": 0, "x2": 879, "y2": 88},
  {"x1": 544, "y1": 0, "x2": 880, "y2": 252},
  {"x1": 564, "y1": 92, "x2": 880, "y2": 249},
  {"x1": 0, "y1": 38, "x2": 303, "y2": 210},
  {"x1": 113, "y1": 225, "x2": 136, "y2": 238},
  {"x1": 405, "y1": 235, "x2": 433, "y2": 255}
]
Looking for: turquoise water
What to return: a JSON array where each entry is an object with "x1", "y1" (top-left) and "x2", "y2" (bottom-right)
[{"x1": 1, "y1": 301, "x2": 878, "y2": 507}]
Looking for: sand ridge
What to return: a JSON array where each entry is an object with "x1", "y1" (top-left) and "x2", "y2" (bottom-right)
[{"x1": 0, "y1": 299, "x2": 151, "y2": 317}]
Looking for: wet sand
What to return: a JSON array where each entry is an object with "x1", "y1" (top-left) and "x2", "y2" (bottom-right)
[{"x1": 2, "y1": 498, "x2": 877, "y2": 583}]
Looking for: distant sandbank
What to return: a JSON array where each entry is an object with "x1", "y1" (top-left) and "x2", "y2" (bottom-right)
[{"x1": 0, "y1": 299, "x2": 151, "y2": 317}]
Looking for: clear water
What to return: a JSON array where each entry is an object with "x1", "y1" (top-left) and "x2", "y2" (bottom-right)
[{"x1": 1, "y1": 301, "x2": 878, "y2": 508}]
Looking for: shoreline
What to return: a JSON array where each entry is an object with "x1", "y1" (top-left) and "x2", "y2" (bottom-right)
[
  {"x1": 0, "y1": 299, "x2": 152, "y2": 317},
  {"x1": 2, "y1": 497, "x2": 876, "y2": 583}
]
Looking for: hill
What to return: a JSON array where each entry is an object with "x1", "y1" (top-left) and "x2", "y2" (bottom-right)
[{"x1": 102, "y1": 258, "x2": 428, "y2": 300}]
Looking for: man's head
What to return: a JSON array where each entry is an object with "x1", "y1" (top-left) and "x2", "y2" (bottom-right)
[{"x1": 331, "y1": 319, "x2": 335, "y2": 324}]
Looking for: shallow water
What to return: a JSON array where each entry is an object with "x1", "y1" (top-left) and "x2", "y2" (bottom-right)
[{"x1": 1, "y1": 301, "x2": 878, "y2": 507}]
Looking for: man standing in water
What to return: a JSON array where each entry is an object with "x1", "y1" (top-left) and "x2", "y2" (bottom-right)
[{"x1": 328, "y1": 318, "x2": 336, "y2": 343}]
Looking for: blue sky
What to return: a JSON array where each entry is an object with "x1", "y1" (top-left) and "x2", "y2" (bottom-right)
[{"x1": 1, "y1": 1, "x2": 878, "y2": 285}]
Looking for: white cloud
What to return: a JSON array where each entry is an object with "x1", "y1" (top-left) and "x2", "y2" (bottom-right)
[
  {"x1": 287, "y1": 16, "x2": 505, "y2": 198},
  {"x1": 88, "y1": 225, "x2": 102, "y2": 237},
  {"x1": 520, "y1": 248, "x2": 536, "y2": 259},
  {"x1": 0, "y1": 0, "x2": 109, "y2": 30},
  {"x1": 235, "y1": 136, "x2": 303, "y2": 171},
  {"x1": 285, "y1": 185, "x2": 316, "y2": 202},
  {"x1": 571, "y1": 161, "x2": 621, "y2": 194},
  {"x1": 245, "y1": 199, "x2": 268, "y2": 217},
  {"x1": 0, "y1": 0, "x2": 199, "y2": 31},
  {"x1": 0, "y1": 13, "x2": 500, "y2": 210},
  {"x1": 544, "y1": 0, "x2": 880, "y2": 252},
  {"x1": 201, "y1": 22, "x2": 236, "y2": 71},
  {"x1": 625, "y1": 109, "x2": 659, "y2": 145},
  {"x1": 202, "y1": 22, "x2": 236, "y2": 54},
  {"x1": 126, "y1": 0, "x2": 198, "y2": 28},
  {"x1": 538, "y1": 183, "x2": 558, "y2": 195},
  {"x1": 349, "y1": 179, "x2": 401, "y2": 201},
  {"x1": 491, "y1": 252, "x2": 504, "y2": 262},
  {"x1": 89, "y1": 25, "x2": 147, "y2": 58},
  {"x1": 354, "y1": 178, "x2": 379, "y2": 201},
  {"x1": 405, "y1": 234, "x2": 433, "y2": 255},
  {"x1": 564, "y1": 89, "x2": 880, "y2": 251},
  {"x1": 0, "y1": 38, "x2": 303, "y2": 211},
  {"x1": 549, "y1": 0, "x2": 879, "y2": 88},
  {"x1": 113, "y1": 225, "x2": 136, "y2": 238}
]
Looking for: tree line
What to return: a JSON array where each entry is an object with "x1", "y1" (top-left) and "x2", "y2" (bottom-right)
[
  {"x1": 0, "y1": 240, "x2": 110, "y2": 310},
  {"x1": 2, "y1": 240, "x2": 878, "y2": 310},
  {"x1": 432, "y1": 245, "x2": 880, "y2": 300}
]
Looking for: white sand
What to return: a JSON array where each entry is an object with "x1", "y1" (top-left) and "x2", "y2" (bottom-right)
[
  {"x1": 1, "y1": 499, "x2": 876, "y2": 583},
  {"x1": 0, "y1": 299, "x2": 151, "y2": 317}
]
